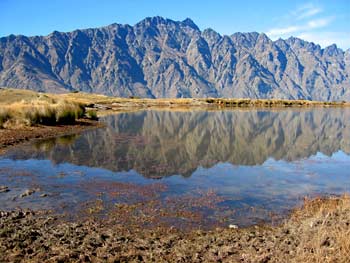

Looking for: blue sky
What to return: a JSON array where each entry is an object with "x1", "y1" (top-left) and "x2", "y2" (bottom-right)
[{"x1": 1, "y1": 0, "x2": 349, "y2": 49}]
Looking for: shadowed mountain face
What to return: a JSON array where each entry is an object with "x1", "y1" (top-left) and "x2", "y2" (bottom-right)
[
  {"x1": 0, "y1": 17, "x2": 350, "y2": 100},
  {"x1": 6, "y1": 109, "x2": 350, "y2": 178}
]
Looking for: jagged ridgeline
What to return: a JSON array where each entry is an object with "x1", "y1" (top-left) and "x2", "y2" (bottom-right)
[{"x1": 0, "y1": 16, "x2": 349, "y2": 100}]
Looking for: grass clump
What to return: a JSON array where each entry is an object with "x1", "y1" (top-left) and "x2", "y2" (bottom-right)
[
  {"x1": 0, "y1": 100, "x2": 86, "y2": 127},
  {"x1": 86, "y1": 110, "x2": 98, "y2": 120},
  {"x1": 291, "y1": 195, "x2": 350, "y2": 262},
  {"x1": 55, "y1": 102, "x2": 85, "y2": 124},
  {"x1": 24, "y1": 106, "x2": 57, "y2": 126},
  {"x1": 0, "y1": 109, "x2": 11, "y2": 128}
]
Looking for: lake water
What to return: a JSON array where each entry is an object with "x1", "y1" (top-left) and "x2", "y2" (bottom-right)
[{"x1": 1, "y1": 108, "x2": 350, "y2": 228}]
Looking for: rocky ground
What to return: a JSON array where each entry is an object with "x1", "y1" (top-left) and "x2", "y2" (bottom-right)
[{"x1": 1, "y1": 196, "x2": 349, "y2": 262}]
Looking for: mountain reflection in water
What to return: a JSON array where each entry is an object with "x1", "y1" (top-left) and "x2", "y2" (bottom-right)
[
  {"x1": 1, "y1": 108, "x2": 350, "y2": 227},
  {"x1": 5, "y1": 108, "x2": 350, "y2": 178}
]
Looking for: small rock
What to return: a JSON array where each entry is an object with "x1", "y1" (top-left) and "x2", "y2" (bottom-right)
[
  {"x1": 20, "y1": 189, "x2": 35, "y2": 198},
  {"x1": 13, "y1": 211, "x2": 25, "y2": 219},
  {"x1": 321, "y1": 237, "x2": 331, "y2": 247},
  {"x1": 40, "y1": 193, "x2": 48, "y2": 198},
  {"x1": 0, "y1": 211, "x2": 10, "y2": 217},
  {"x1": 283, "y1": 228, "x2": 290, "y2": 234},
  {"x1": 0, "y1": 186, "x2": 10, "y2": 193},
  {"x1": 93, "y1": 104, "x2": 111, "y2": 110},
  {"x1": 229, "y1": 224, "x2": 238, "y2": 229}
]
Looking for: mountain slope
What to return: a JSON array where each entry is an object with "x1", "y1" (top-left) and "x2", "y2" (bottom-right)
[{"x1": 0, "y1": 17, "x2": 349, "y2": 100}]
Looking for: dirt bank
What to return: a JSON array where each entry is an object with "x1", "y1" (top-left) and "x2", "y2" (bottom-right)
[
  {"x1": 0, "y1": 195, "x2": 349, "y2": 262},
  {"x1": 0, "y1": 119, "x2": 102, "y2": 154}
]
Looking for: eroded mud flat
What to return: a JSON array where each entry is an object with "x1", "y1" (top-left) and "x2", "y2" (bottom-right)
[
  {"x1": 2, "y1": 195, "x2": 350, "y2": 262},
  {"x1": 1, "y1": 108, "x2": 350, "y2": 229}
]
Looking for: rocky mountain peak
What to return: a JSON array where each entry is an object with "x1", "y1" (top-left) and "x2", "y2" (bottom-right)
[
  {"x1": 202, "y1": 28, "x2": 221, "y2": 46},
  {"x1": 323, "y1": 43, "x2": 341, "y2": 56},
  {"x1": 231, "y1": 32, "x2": 260, "y2": 49},
  {"x1": 257, "y1": 33, "x2": 270, "y2": 43},
  {"x1": 138, "y1": 16, "x2": 167, "y2": 26},
  {"x1": 286, "y1": 36, "x2": 306, "y2": 48},
  {"x1": 0, "y1": 16, "x2": 349, "y2": 101},
  {"x1": 181, "y1": 18, "x2": 200, "y2": 31}
]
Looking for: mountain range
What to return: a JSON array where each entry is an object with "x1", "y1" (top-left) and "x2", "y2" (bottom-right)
[{"x1": 0, "y1": 16, "x2": 349, "y2": 100}]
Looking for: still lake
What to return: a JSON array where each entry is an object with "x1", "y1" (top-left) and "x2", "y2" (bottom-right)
[{"x1": 1, "y1": 108, "x2": 350, "y2": 228}]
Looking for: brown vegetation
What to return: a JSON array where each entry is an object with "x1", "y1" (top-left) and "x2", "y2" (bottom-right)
[
  {"x1": 0, "y1": 100, "x2": 85, "y2": 128},
  {"x1": 205, "y1": 98, "x2": 349, "y2": 107},
  {"x1": 1, "y1": 89, "x2": 349, "y2": 115},
  {"x1": 291, "y1": 195, "x2": 350, "y2": 262},
  {"x1": 0, "y1": 89, "x2": 102, "y2": 151}
]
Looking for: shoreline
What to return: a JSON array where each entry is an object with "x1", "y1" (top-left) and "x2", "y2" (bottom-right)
[
  {"x1": 104, "y1": 97, "x2": 350, "y2": 108},
  {"x1": 1, "y1": 195, "x2": 349, "y2": 262},
  {"x1": 86, "y1": 97, "x2": 350, "y2": 114},
  {"x1": 0, "y1": 119, "x2": 103, "y2": 155},
  {"x1": 2, "y1": 88, "x2": 350, "y2": 110}
]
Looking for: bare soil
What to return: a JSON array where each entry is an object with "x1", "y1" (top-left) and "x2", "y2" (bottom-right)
[{"x1": 0, "y1": 196, "x2": 349, "y2": 262}]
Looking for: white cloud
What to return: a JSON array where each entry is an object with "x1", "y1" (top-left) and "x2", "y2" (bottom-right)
[
  {"x1": 297, "y1": 7, "x2": 322, "y2": 20},
  {"x1": 267, "y1": 26, "x2": 299, "y2": 36},
  {"x1": 264, "y1": 3, "x2": 350, "y2": 48},
  {"x1": 307, "y1": 17, "x2": 333, "y2": 28},
  {"x1": 267, "y1": 17, "x2": 333, "y2": 37},
  {"x1": 294, "y1": 4, "x2": 323, "y2": 20}
]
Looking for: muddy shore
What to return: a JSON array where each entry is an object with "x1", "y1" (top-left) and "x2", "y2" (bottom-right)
[
  {"x1": 0, "y1": 196, "x2": 349, "y2": 262},
  {"x1": 0, "y1": 119, "x2": 102, "y2": 154}
]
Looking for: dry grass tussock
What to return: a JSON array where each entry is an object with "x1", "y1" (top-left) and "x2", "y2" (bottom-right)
[
  {"x1": 0, "y1": 99, "x2": 85, "y2": 128},
  {"x1": 291, "y1": 195, "x2": 350, "y2": 262}
]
